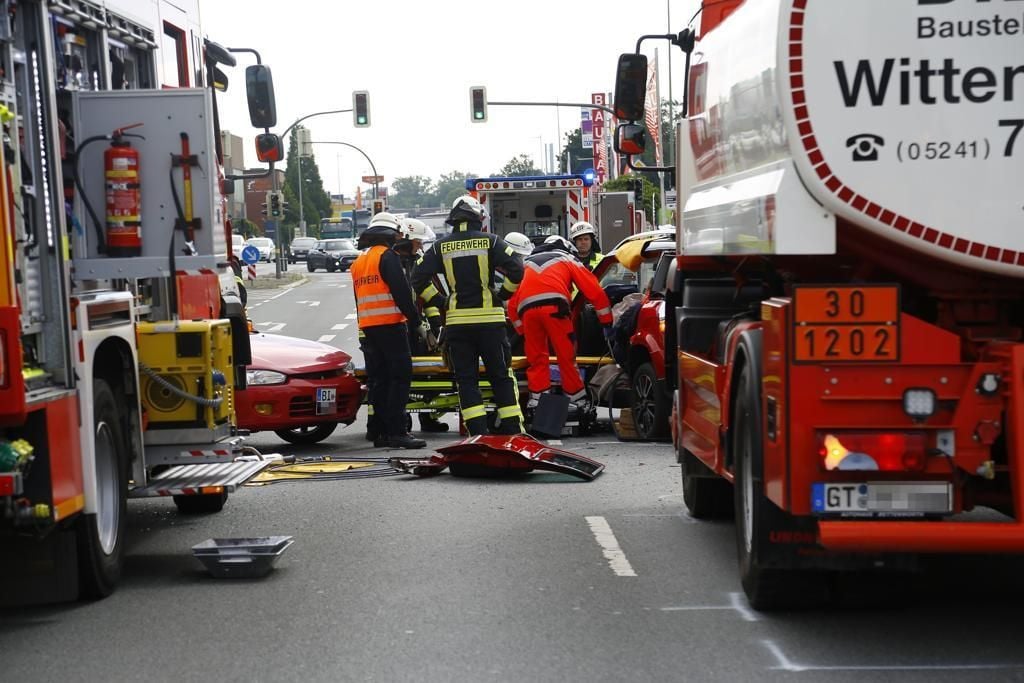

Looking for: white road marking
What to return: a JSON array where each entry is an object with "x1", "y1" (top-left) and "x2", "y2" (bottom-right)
[
  {"x1": 345, "y1": 313, "x2": 357, "y2": 320},
  {"x1": 761, "y1": 639, "x2": 1021, "y2": 672},
  {"x1": 548, "y1": 439, "x2": 563, "y2": 445},
  {"x1": 332, "y1": 323, "x2": 349, "y2": 330},
  {"x1": 317, "y1": 334, "x2": 336, "y2": 343},
  {"x1": 255, "y1": 322, "x2": 286, "y2": 332},
  {"x1": 309, "y1": 301, "x2": 320, "y2": 307},
  {"x1": 660, "y1": 593, "x2": 758, "y2": 621},
  {"x1": 584, "y1": 516, "x2": 636, "y2": 577}
]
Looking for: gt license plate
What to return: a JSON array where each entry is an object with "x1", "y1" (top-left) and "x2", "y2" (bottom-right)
[
  {"x1": 812, "y1": 482, "x2": 952, "y2": 515},
  {"x1": 793, "y1": 286, "x2": 900, "y2": 363},
  {"x1": 315, "y1": 388, "x2": 337, "y2": 415}
]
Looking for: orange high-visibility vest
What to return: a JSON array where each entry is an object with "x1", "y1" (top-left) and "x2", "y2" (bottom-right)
[{"x1": 352, "y1": 245, "x2": 407, "y2": 329}]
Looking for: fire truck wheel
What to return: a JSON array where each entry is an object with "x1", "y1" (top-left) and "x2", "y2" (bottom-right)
[
  {"x1": 77, "y1": 378, "x2": 128, "y2": 599},
  {"x1": 275, "y1": 422, "x2": 338, "y2": 445},
  {"x1": 681, "y1": 450, "x2": 733, "y2": 520},
  {"x1": 733, "y1": 364, "x2": 803, "y2": 610},
  {"x1": 630, "y1": 362, "x2": 669, "y2": 441},
  {"x1": 173, "y1": 490, "x2": 228, "y2": 514}
]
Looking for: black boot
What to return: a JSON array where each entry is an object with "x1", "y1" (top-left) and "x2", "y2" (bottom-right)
[
  {"x1": 419, "y1": 414, "x2": 449, "y2": 433},
  {"x1": 386, "y1": 433, "x2": 427, "y2": 449}
]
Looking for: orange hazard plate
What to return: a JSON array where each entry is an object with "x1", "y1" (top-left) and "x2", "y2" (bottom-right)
[{"x1": 793, "y1": 285, "x2": 900, "y2": 363}]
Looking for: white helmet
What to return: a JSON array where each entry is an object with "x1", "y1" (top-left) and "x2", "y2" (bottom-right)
[
  {"x1": 569, "y1": 221, "x2": 597, "y2": 241},
  {"x1": 367, "y1": 211, "x2": 402, "y2": 233},
  {"x1": 449, "y1": 194, "x2": 487, "y2": 222},
  {"x1": 543, "y1": 234, "x2": 578, "y2": 255},
  {"x1": 504, "y1": 231, "x2": 533, "y2": 256},
  {"x1": 401, "y1": 217, "x2": 435, "y2": 242}
]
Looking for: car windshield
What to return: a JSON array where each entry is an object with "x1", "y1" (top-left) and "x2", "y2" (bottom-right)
[
  {"x1": 599, "y1": 261, "x2": 640, "y2": 288},
  {"x1": 523, "y1": 221, "x2": 561, "y2": 239},
  {"x1": 322, "y1": 239, "x2": 355, "y2": 251},
  {"x1": 291, "y1": 238, "x2": 316, "y2": 248},
  {"x1": 232, "y1": 235, "x2": 244, "y2": 246},
  {"x1": 248, "y1": 238, "x2": 273, "y2": 248}
]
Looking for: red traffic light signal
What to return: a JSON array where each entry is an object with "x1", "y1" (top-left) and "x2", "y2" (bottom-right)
[
  {"x1": 353, "y1": 91, "x2": 370, "y2": 127},
  {"x1": 470, "y1": 86, "x2": 487, "y2": 122}
]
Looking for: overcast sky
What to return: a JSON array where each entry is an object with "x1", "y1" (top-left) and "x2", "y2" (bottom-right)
[{"x1": 199, "y1": 0, "x2": 698, "y2": 198}]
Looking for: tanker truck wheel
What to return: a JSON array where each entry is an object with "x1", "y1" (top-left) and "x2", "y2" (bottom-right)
[
  {"x1": 77, "y1": 378, "x2": 128, "y2": 599},
  {"x1": 733, "y1": 363, "x2": 827, "y2": 610}
]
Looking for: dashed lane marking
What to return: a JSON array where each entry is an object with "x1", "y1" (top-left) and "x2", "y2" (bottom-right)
[
  {"x1": 332, "y1": 323, "x2": 349, "y2": 330},
  {"x1": 255, "y1": 322, "x2": 286, "y2": 332},
  {"x1": 585, "y1": 516, "x2": 637, "y2": 577},
  {"x1": 345, "y1": 313, "x2": 357, "y2": 320},
  {"x1": 317, "y1": 334, "x2": 336, "y2": 343}
]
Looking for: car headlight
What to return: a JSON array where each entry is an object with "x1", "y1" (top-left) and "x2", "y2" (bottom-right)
[
  {"x1": 341, "y1": 361, "x2": 355, "y2": 375},
  {"x1": 246, "y1": 369, "x2": 287, "y2": 385}
]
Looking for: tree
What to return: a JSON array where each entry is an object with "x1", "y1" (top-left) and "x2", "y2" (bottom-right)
[
  {"x1": 390, "y1": 175, "x2": 436, "y2": 210},
  {"x1": 558, "y1": 128, "x2": 593, "y2": 174},
  {"x1": 435, "y1": 170, "x2": 476, "y2": 208},
  {"x1": 495, "y1": 154, "x2": 541, "y2": 177}
]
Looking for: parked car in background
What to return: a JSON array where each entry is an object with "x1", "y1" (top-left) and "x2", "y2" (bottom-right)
[
  {"x1": 231, "y1": 233, "x2": 246, "y2": 258},
  {"x1": 307, "y1": 238, "x2": 360, "y2": 272},
  {"x1": 245, "y1": 237, "x2": 276, "y2": 263},
  {"x1": 235, "y1": 332, "x2": 364, "y2": 444},
  {"x1": 288, "y1": 236, "x2": 318, "y2": 263}
]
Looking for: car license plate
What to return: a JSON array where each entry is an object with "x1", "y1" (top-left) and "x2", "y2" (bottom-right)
[
  {"x1": 812, "y1": 482, "x2": 952, "y2": 515},
  {"x1": 315, "y1": 388, "x2": 337, "y2": 415},
  {"x1": 793, "y1": 285, "x2": 900, "y2": 363}
]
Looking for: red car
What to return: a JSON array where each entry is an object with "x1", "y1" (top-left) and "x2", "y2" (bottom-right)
[
  {"x1": 235, "y1": 332, "x2": 363, "y2": 444},
  {"x1": 575, "y1": 229, "x2": 676, "y2": 441}
]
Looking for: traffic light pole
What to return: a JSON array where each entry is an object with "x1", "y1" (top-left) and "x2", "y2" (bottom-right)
[
  {"x1": 309, "y1": 140, "x2": 379, "y2": 202},
  {"x1": 268, "y1": 109, "x2": 352, "y2": 278}
]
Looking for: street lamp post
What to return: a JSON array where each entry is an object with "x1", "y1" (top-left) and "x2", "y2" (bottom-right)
[
  {"x1": 296, "y1": 156, "x2": 305, "y2": 238},
  {"x1": 309, "y1": 140, "x2": 379, "y2": 203},
  {"x1": 270, "y1": 108, "x2": 351, "y2": 278}
]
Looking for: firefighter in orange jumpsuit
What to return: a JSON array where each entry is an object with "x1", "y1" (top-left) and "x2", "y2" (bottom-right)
[{"x1": 508, "y1": 235, "x2": 614, "y2": 410}]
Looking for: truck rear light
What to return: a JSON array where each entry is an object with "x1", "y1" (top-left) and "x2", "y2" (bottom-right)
[
  {"x1": 818, "y1": 432, "x2": 927, "y2": 472},
  {"x1": 902, "y1": 388, "x2": 936, "y2": 419}
]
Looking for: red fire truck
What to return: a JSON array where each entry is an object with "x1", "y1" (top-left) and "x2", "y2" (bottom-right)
[
  {"x1": 615, "y1": 0, "x2": 1024, "y2": 608},
  {"x1": 0, "y1": 0, "x2": 276, "y2": 603}
]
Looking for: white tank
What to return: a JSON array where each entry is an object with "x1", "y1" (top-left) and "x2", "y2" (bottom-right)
[{"x1": 679, "y1": 0, "x2": 1023, "y2": 278}]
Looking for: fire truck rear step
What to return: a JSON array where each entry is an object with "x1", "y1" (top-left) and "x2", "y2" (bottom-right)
[{"x1": 129, "y1": 460, "x2": 272, "y2": 498}]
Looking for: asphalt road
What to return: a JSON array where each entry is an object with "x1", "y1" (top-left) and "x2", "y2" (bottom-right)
[{"x1": 3, "y1": 268, "x2": 1024, "y2": 682}]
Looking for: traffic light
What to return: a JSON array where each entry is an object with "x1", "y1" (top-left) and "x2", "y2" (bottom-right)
[
  {"x1": 353, "y1": 91, "x2": 370, "y2": 127},
  {"x1": 270, "y1": 192, "x2": 281, "y2": 217},
  {"x1": 255, "y1": 133, "x2": 283, "y2": 163},
  {"x1": 260, "y1": 191, "x2": 271, "y2": 216},
  {"x1": 371, "y1": 199, "x2": 385, "y2": 215},
  {"x1": 470, "y1": 86, "x2": 487, "y2": 122}
]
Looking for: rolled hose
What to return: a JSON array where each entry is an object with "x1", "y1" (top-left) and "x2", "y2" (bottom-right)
[{"x1": 139, "y1": 363, "x2": 224, "y2": 409}]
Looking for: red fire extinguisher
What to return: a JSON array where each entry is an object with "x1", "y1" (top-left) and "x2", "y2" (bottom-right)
[{"x1": 104, "y1": 123, "x2": 144, "y2": 257}]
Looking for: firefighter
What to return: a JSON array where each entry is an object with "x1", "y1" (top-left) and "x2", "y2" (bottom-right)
[
  {"x1": 412, "y1": 195, "x2": 524, "y2": 436},
  {"x1": 508, "y1": 235, "x2": 614, "y2": 410},
  {"x1": 569, "y1": 221, "x2": 604, "y2": 270},
  {"x1": 504, "y1": 231, "x2": 534, "y2": 259},
  {"x1": 352, "y1": 212, "x2": 426, "y2": 449},
  {"x1": 396, "y1": 217, "x2": 448, "y2": 433}
]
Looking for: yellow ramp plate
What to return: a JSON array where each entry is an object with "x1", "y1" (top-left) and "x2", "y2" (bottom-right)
[{"x1": 248, "y1": 461, "x2": 376, "y2": 484}]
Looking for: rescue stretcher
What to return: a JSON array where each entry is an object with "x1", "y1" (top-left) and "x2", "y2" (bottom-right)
[{"x1": 354, "y1": 355, "x2": 615, "y2": 436}]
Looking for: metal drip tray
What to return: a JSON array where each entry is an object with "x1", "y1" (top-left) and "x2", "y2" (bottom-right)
[{"x1": 191, "y1": 536, "x2": 294, "y2": 578}]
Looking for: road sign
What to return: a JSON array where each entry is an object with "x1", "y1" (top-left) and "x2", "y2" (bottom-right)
[
  {"x1": 361, "y1": 175, "x2": 384, "y2": 184},
  {"x1": 241, "y1": 245, "x2": 260, "y2": 265}
]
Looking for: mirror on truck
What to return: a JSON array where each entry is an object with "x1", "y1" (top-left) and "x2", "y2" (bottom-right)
[
  {"x1": 204, "y1": 39, "x2": 237, "y2": 68},
  {"x1": 615, "y1": 123, "x2": 647, "y2": 156},
  {"x1": 245, "y1": 64, "x2": 277, "y2": 128},
  {"x1": 613, "y1": 53, "x2": 648, "y2": 121}
]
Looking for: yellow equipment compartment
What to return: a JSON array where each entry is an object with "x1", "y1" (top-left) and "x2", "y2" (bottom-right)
[{"x1": 137, "y1": 320, "x2": 234, "y2": 432}]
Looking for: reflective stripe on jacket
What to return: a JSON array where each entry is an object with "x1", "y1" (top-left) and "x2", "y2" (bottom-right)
[
  {"x1": 352, "y1": 245, "x2": 407, "y2": 329},
  {"x1": 508, "y1": 250, "x2": 613, "y2": 329}
]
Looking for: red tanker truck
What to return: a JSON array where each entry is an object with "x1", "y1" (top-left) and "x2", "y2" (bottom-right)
[{"x1": 615, "y1": 0, "x2": 1024, "y2": 608}]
